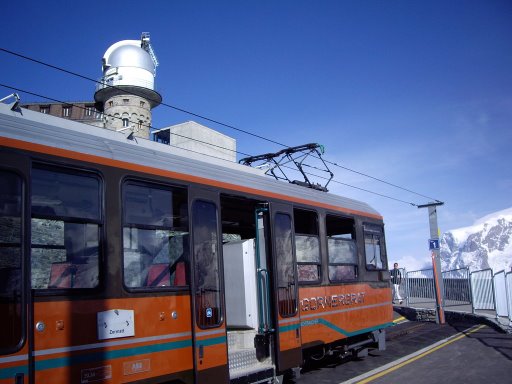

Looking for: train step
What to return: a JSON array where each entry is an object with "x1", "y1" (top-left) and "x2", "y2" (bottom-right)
[{"x1": 228, "y1": 330, "x2": 274, "y2": 382}]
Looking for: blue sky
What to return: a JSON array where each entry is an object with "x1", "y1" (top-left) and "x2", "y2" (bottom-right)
[{"x1": 2, "y1": 0, "x2": 511, "y2": 270}]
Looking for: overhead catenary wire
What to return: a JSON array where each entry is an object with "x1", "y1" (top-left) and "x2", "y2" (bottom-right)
[
  {"x1": 1, "y1": 81, "x2": 420, "y2": 206},
  {"x1": 0, "y1": 47, "x2": 442, "y2": 205},
  {"x1": 0, "y1": 83, "x2": 253, "y2": 163},
  {"x1": 0, "y1": 47, "x2": 287, "y2": 148}
]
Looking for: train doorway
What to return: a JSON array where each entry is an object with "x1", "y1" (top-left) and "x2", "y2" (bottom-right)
[{"x1": 220, "y1": 195, "x2": 276, "y2": 382}]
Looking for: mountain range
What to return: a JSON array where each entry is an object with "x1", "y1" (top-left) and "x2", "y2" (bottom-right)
[{"x1": 440, "y1": 207, "x2": 512, "y2": 273}]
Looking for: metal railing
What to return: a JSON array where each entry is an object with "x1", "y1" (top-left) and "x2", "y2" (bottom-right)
[
  {"x1": 405, "y1": 269, "x2": 435, "y2": 306},
  {"x1": 506, "y1": 272, "x2": 512, "y2": 324},
  {"x1": 442, "y1": 267, "x2": 471, "y2": 307},
  {"x1": 402, "y1": 266, "x2": 512, "y2": 325},
  {"x1": 494, "y1": 270, "x2": 508, "y2": 318},
  {"x1": 470, "y1": 269, "x2": 495, "y2": 311}
]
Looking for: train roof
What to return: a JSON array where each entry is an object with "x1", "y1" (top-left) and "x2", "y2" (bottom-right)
[{"x1": 0, "y1": 102, "x2": 382, "y2": 219}]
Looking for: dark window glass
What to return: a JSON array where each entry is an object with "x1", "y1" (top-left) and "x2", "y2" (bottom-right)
[
  {"x1": 123, "y1": 182, "x2": 188, "y2": 288},
  {"x1": 31, "y1": 167, "x2": 101, "y2": 289},
  {"x1": 275, "y1": 213, "x2": 297, "y2": 317},
  {"x1": 32, "y1": 168, "x2": 100, "y2": 220},
  {"x1": 0, "y1": 170, "x2": 23, "y2": 352},
  {"x1": 294, "y1": 209, "x2": 320, "y2": 283},
  {"x1": 364, "y1": 224, "x2": 386, "y2": 270},
  {"x1": 327, "y1": 215, "x2": 358, "y2": 281},
  {"x1": 193, "y1": 200, "x2": 221, "y2": 327}
]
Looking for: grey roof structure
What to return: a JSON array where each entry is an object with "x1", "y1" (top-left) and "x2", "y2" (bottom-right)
[{"x1": 0, "y1": 102, "x2": 382, "y2": 219}]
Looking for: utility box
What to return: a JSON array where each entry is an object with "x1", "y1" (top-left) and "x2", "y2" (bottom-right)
[{"x1": 223, "y1": 239, "x2": 258, "y2": 329}]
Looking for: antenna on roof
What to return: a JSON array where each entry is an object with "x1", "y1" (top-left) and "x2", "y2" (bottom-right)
[
  {"x1": 240, "y1": 143, "x2": 334, "y2": 192},
  {"x1": 0, "y1": 93, "x2": 21, "y2": 111},
  {"x1": 141, "y1": 32, "x2": 159, "y2": 69}
]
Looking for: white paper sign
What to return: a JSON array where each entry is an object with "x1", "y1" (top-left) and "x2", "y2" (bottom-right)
[{"x1": 97, "y1": 309, "x2": 135, "y2": 340}]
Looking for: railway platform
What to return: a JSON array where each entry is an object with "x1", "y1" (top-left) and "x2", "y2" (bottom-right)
[{"x1": 288, "y1": 307, "x2": 512, "y2": 384}]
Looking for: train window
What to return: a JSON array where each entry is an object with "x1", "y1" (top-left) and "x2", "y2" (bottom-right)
[
  {"x1": 364, "y1": 224, "x2": 386, "y2": 270},
  {"x1": 326, "y1": 215, "x2": 357, "y2": 282},
  {"x1": 193, "y1": 200, "x2": 222, "y2": 327},
  {"x1": 275, "y1": 213, "x2": 297, "y2": 317},
  {"x1": 0, "y1": 170, "x2": 23, "y2": 352},
  {"x1": 294, "y1": 209, "x2": 320, "y2": 283},
  {"x1": 123, "y1": 182, "x2": 189, "y2": 289},
  {"x1": 31, "y1": 167, "x2": 101, "y2": 290}
]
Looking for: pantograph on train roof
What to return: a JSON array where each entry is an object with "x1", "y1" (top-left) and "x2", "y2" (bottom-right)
[{"x1": 239, "y1": 143, "x2": 334, "y2": 192}]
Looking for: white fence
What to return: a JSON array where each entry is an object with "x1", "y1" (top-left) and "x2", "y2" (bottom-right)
[{"x1": 403, "y1": 266, "x2": 512, "y2": 324}]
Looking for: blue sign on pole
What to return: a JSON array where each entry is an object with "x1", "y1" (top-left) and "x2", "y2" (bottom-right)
[{"x1": 429, "y1": 239, "x2": 440, "y2": 250}]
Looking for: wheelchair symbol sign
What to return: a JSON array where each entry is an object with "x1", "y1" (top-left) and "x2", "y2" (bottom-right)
[{"x1": 206, "y1": 308, "x2": 213, "y2": 318}]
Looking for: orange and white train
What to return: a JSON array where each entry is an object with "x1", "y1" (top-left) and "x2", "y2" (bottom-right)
[{"x1": 0, "y1": 101, "x2": 393, "y2": 383}]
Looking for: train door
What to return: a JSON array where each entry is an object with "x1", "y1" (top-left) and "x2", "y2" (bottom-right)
[
  {"x1": 0, "y1": 165, "x2": 29, "y2": 384},
  {"x1": 270, "y1": 203, "x2": 302, "y2": 373},
  {"x1": 220, "y1": 195, "x2": 276, "y2": 382},
  {"x1": 190, "y1": 192, "x2": 229, "y2": 383}
]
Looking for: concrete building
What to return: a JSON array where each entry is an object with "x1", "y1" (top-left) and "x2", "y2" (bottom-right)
[
  {"x1": 21, "y1": 102, "x2": 104, "y2": 128},
  {"x1": 154, "y1": 121, "x2": 237, "y2": 162}
]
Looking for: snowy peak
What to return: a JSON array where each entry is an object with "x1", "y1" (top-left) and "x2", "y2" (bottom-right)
[{"x1": 440, "y1": 208, "x2": 512, "y2": 272}]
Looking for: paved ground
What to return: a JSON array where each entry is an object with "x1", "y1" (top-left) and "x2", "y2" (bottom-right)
[{"x1": 286, "y1": 311, "x2": 512, "y2": 384}]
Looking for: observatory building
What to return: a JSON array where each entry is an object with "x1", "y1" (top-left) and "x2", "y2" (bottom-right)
[
  {"x1": 94, "y1": 32, "x2": 162, "y2": 139},
  {"x1": 20, "y1": 32, "x2": 237, "y2": 160}
]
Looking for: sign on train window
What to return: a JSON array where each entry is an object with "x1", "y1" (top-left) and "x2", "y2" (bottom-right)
[
  {"x1": 326, "y1": 215, "x2": 358, "y2": 281},
  {"x1": 192, "y1": 200, "x2": 222, "y2": 328},
  {"x1": 275, "y1": 213, "x2": 297, "y2": 317},
  {"x1": 122, "y1": 182, "x2": 189, "y2": 289},
  {"x1": 364, "y1": 224, "x2": 387, "y2": 270},
  {"x1": 0, "y1": 170, "x2": 24, "y2": 352},
  {"x1": 31, "y1": 166, "x2": 102, "y2": 290},
  {"x1": 294, "y1": 209, "x2": 320, "y2": 283}
]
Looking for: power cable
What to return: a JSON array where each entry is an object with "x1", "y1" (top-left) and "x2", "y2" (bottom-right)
[
  {"x1": 0, "y1": 47, "x2": 287, "y2": 147},
  {"x1": 2, "y1": 81, "x2": 421, "y2": 206},
  {"x1": 0, "y1": 47, "x2": 442, "y2": 204},
  {"x1": 0, "y1": 83, "x2": 253, "y2": 161}
]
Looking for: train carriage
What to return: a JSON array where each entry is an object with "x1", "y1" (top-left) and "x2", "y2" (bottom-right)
[{"x1": 0, "y1": 101, "x2": 393, "y2": 384}]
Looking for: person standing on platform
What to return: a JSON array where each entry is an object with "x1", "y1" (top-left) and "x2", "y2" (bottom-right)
[{"x1": 391, "y1": 262, "x2": 403, "y2": 304}]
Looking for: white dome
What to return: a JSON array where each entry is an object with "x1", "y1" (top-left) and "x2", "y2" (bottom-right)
[{"x1": 103, "y1": 42, "x2": 155, "y2": 75}]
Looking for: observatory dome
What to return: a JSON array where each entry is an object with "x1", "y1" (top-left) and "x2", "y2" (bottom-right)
[{"x1": 106, "y1": 43, "x2": 155, "y2": 75}]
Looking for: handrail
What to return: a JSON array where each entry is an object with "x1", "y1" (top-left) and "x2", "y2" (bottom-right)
[{"x1": 255, "y1": 206, "x2": 273, "y2": 334}]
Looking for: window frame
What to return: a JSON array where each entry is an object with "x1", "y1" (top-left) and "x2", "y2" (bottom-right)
[
  {"x1": 326, "y1": 214, "x2": 358, "y2": 283},
  {"x1": 192, "y1": 199, "x2": 223, "y2": 329},
  {"x1": 274, "y1": 212, "x2": 298, "y2": 318},
  {"x1": 363, "y1": 223, "x2": 387, "y2": 271},
  {"x1": 62, "y1": 106, "x2": 71, "y2": 118},
  {"x1": 30, "y1": 163, "x2": 104, "y2": 294},
  {"x1": 121, "y1": 178, "x2": 189, "y2": 292},
  {"x1": 294, "y1": 208, "x2": 321, "y2": 285}
]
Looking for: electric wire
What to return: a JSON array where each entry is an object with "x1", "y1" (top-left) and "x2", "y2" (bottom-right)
[
  {"x1": 1, "y1": 82, "x2": 420, "y2": 206},
  {"x1": 0, "y1": 47, "x2": 287, "y2": 147},
  {"x1": 0, "y1": 83, "x2": 253, "y2": 162},
  {"x1": 0, "y1": 47, "x2": 442, "y2": 204}
]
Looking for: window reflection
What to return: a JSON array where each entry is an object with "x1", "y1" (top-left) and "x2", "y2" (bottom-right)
[
  {"x1": 123, "y1": 182, "x2": 189, "y2": 289},
  {"x1": 31, "y1": 167, "x2": 101, "y2": 289}
]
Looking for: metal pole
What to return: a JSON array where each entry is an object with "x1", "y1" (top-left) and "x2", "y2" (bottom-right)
[{"x1": 418, "y1": 202, "x2": 446, "y2": 324}]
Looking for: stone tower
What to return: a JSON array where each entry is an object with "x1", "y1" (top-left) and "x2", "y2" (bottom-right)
[{"x1": 94, "y1": 33, "x2": 161, "y2": 139}]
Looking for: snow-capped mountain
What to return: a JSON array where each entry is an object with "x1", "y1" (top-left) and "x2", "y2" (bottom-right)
[{"x1": 440, "y1": 207, "x2": 512, "y2": 273}]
